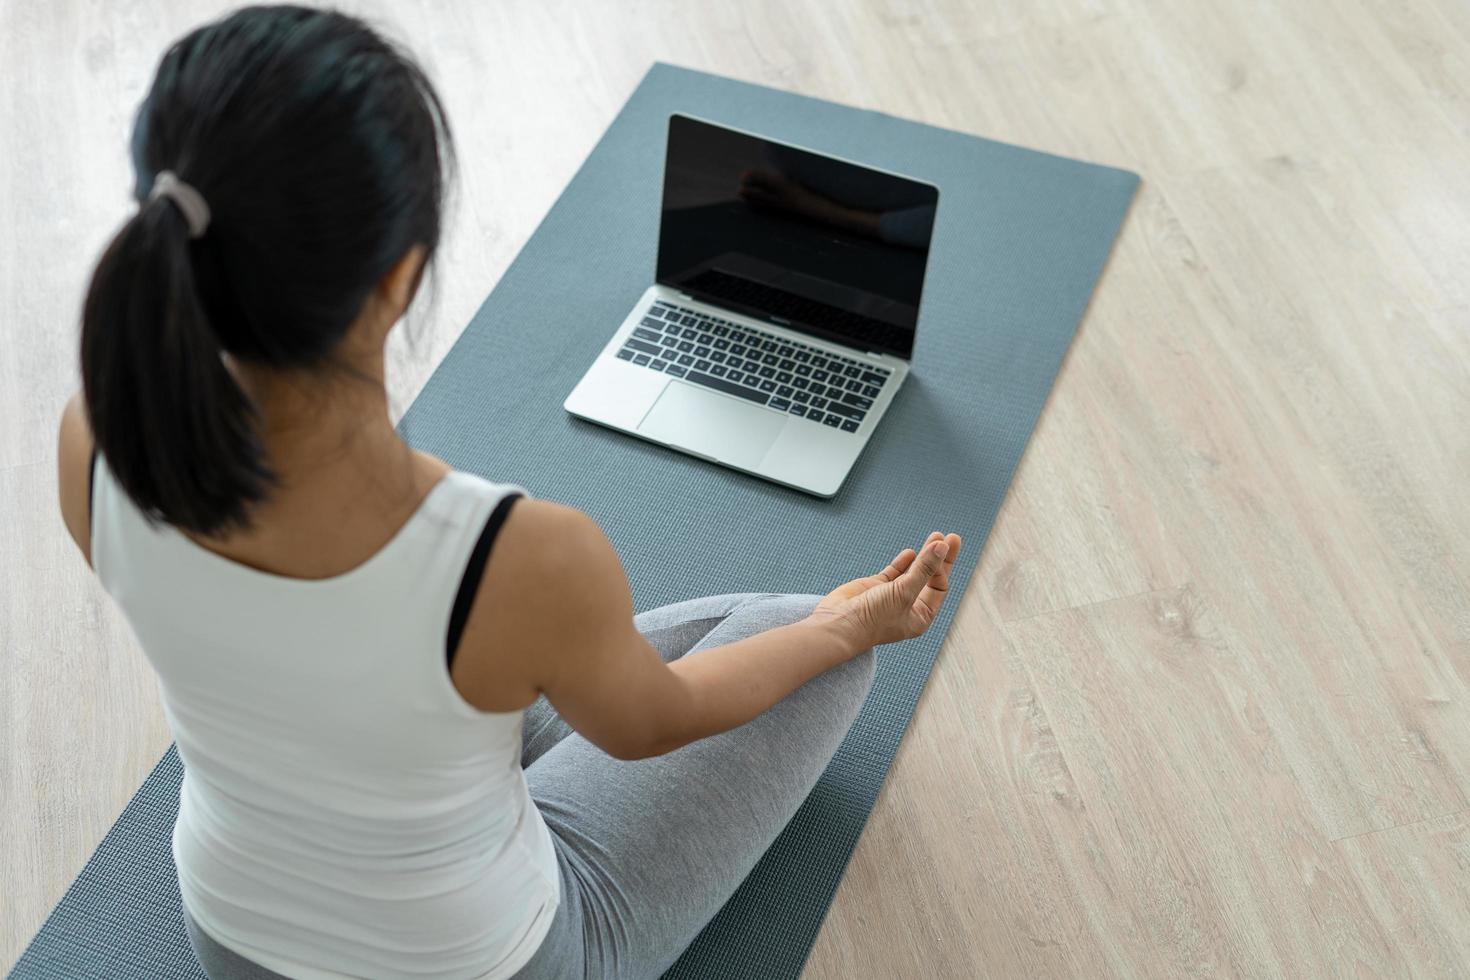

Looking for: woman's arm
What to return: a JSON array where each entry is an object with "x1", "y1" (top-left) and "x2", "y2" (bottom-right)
[
  {"x1": 451, "y1": 499, "x2": 960, "y2": 760},
  {"x1": 56, "y1": 393, "x2": 97, "y2": 567},
  {"x1": 657, "y1": 532, "x2": 961, "y2": 750}
]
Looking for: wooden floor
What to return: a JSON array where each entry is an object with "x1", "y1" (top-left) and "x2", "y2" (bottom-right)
[{"x1": 4, "y1": 0, "x2": 1468, "y2": 975}]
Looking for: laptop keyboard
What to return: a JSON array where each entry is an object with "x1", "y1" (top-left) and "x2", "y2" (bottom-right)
[{"x1": 613, "y1": 300, "x2": 892, "y2": 433}]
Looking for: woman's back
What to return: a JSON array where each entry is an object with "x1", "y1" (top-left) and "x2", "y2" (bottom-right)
[{"x1": 92, "y1": 459, "x2": 558, "y2": 979}]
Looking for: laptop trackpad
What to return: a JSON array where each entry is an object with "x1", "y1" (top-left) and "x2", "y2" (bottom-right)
[{"x1": 638, "y1": 381, "x2": 784, "y2": 469}]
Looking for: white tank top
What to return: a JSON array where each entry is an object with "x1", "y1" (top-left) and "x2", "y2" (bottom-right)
[{"x1": 92, "y1": 460, "x2": 560, "y2": 980}]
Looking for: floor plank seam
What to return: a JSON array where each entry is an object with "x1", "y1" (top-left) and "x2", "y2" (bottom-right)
[{"x1": 1328, "y1": 804, "x2": 1470, "y2": 845}]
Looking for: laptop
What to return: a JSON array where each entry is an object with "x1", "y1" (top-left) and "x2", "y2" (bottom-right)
[{"x1": 564, "y1": 113, "x2": 939, "y2": 497}]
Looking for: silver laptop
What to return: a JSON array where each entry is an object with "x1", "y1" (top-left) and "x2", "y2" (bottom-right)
[{"x1": 565, "y1": 114, "x2": 939, "y2": 497}]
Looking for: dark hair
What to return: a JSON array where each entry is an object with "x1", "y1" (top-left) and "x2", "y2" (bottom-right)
[{"x1": 81, "y1": 5, "x2": 453, "y2": 535}]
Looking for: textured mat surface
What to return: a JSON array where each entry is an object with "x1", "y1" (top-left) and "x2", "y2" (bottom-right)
[{"x1": 10, "y1": 64, "x2": 1136, "y2": 980}]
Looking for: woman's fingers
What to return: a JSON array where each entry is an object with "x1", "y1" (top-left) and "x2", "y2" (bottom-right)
[
  {"x1": 876, "y1": 548, "x2": 916, "y2": 582},
  {"x1": 933, "y1": 533, "x2": 961, "y2": 585},
  {"x1": 915, "y1": 533, "x2": 963, "y2": 619},
  {"x1": 880, "y1": 535, "x2": 953, "y2": 597},
  {"x1": 895, "y1": 539, "x2": 948, "y2": 606},
  {"x1": 911, "y1": 537, "x2": 958, "y2": 620}
]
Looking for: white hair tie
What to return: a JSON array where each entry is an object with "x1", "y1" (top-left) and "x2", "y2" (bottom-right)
[{"x1": 148, "y1": 170, "x2": 211, "y2": 238}]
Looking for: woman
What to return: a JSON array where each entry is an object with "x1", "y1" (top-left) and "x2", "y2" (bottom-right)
[{"x1": 55, "y1": 7, "x2": 961, "y2": 979}]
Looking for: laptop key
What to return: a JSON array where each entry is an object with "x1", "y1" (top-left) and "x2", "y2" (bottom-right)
[
  {"x1": 779, "y1": 358, "x2": 796, "y2": 371},
  {"x1": 792, "y1": 377, "x2": 809, "y2": 390},
  {"x1": 823, "y1": 414, "x2": 843, "y2": 427},
  {"x1": 861, "y1": 370, "x2": 887, "y2": 385},
  {"x1": 686, "y1": 371, "x2": 769, "y2": 405},
  {"x1": 794, "y1": 390, "x2": 811, "y2": 404},
  {"x1": 678, "y1": 341, "x2": 695, "y2": 353},
  {"x1": 777, "y1": 385, "x2": 794, "y2": 397},
  {"x1": 694, "y1": 345, "x2": 711, "y2": 358},
  {"x1": 694, "y1": 359, "x2": 712, "y2": 372},
  {"x1": 663, "y1": 325, "x2": 682, "y2": 338},
  {"x1": 710, "y1": 365, "x2": 728, "y2": 377},
  {"x1": 788, "y1": 402, "x2": 807, "y2": 415},
  {"x1": 695, "y1": 335, "x2": 714, "y2": 346},
  {"x1": 650, "y1": 359, "x2": 668, "y2": 371},
  {"x1": 681, "y1": 316, "x2": 698, "y2": 327},
  {"x1": 709, "y1": 351, "x2": 727, "y2": 364},
  {"x1": 759, "y1": 380, "x2": 778, "y2": 393},
  {"x1": 624, "y1": 338, "x2": 662, "y2": 356},
  {"x1": 678, "y1": 354, "x2": 696, "y2": 367},
  {"x1": 776, "y1": 371, "x2": 793, "y2": 384},
  {"x1": 841, "y1": 419, "x2": 860, "y2": 433},
  {"x1": 633, "y1": 327, "x2": 662, "y2": 342},
  {"x1": 713, "y1": 338, "x2": 730, "y2": 350},
  {"x1": 845, "y1": 366, "x2": 862, "y2": 378},
  {"x1": 795, "y1": 364, "x2": 812, "y2": 377},
  {"x1": 845, "y1": 377, "x2": 864, "y2": 392},
  {"x1": 633, "y1": 353, "x2": 651, "y2": 366},
  {"x1": 770, "y1": 397, "x2": 791, "y2": 411},
  {"x1": 811, "y1": 397, "x2": 829, "y2": 410},
  {"x1": 823, "y1": 400, "x2": 863, "y2": 420},
  {"x1": 727, "y1": 370, "x2": 744, "y2": 383},
  {"x1": 863, "y1": 384, "x2": 881, "y2": 398},
  {"x1": 758, "y1": 366, "x2": 776, "y2": 379},
  {"x1": 762, "y1": 353, "x2": 780, "y2": 366},
  {"x1": 640, "y1": 317, "x2": 664, "y2": 330},
  {"x1": 666, "y1": 364, "x2": 688, "y2": 378},
  {"x1": 712, "y1": 325, "x2": 729, "y2": 337},
  {"x1": 806, "y1": 407, "x2": 825, "y2": 421},
  {"x1": 616, "y1": 348, "x2": 635, "y2": 360},
  {"x1": 812, "y1": 370, "x2": 830, "y2": 383},
  {"x1": 730, "y1": 344, "x2": 747, "y2": 356},
  {"x1": 794, "y1": 350, "x2": 811, "y2": 362},
  {"x1": 842, "y1": 392, "x2": 874, "y2": 410}
]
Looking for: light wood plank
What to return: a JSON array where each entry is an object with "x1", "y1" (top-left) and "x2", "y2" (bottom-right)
[
  {"x1": 1005, "y1": 586, "x2": 1409, "y2": 977},
  {"x1": 1333, "y1": 809, "x2": 1470, "y2": 978}
]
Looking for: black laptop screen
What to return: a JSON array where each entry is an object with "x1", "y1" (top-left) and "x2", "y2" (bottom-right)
[{"x1": 656, "y1": 114, "x2": 937, "y2": 360}]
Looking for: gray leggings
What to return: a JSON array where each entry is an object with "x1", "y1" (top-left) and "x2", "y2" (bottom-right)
[{"x1": 186, "y1": 593, "x2": 876, "y2": 979}]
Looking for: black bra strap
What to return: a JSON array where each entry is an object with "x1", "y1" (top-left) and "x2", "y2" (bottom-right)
[{"x1": 446, "y1": 494, "x2": 522, "y2": 669}]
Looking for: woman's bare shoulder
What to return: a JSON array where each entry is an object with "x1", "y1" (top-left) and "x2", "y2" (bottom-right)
[
  {"x1": 449, "y1": 496, "x2": 633, "y2": 711},
  {"x1": 57, "y1": 392, "x2": 96, "y2": 566}
]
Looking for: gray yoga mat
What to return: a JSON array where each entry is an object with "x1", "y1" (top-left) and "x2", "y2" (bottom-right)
[{"x1": 9, "y1": 63, "x2": 1136, "y2": 979}]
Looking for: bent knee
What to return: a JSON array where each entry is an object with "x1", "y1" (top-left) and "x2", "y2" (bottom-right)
[
  {"x1": 738, "y1": 592, "x2": 821, "y2": 630},
  {"x1": 804, "y1": 646, "x2": 875, "y2": 728},
  {"x1": 830, "y1": 645, "x2": 876, "y2": 693}
]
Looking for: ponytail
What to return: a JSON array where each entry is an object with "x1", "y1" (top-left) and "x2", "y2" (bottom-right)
[
  {"x1": 81, "y1": 196, "x2": 272, "y2": 535},
  {"x1": 82, "y1": 7, "x2": 453, "y2": 535}
]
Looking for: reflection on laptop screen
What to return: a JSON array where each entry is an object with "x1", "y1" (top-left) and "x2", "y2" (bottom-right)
[{"x1": 657, "y1": 114, "x2": 937, "y2": 360}]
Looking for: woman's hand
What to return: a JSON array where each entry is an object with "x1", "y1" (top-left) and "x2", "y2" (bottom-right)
[{"x1": 808, "y1": 532, "x2": 963, "y2": 650}]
